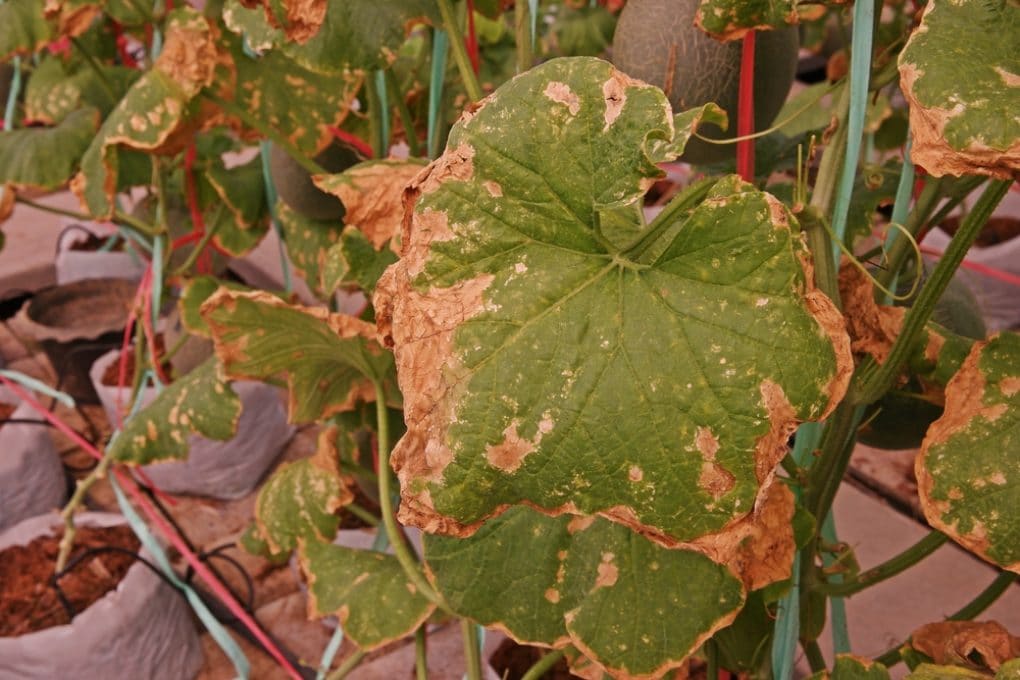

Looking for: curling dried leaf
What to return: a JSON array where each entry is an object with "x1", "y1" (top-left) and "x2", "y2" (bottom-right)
[
  {"x1": 911, "y1": 621, "x2": 1020, "y2": 673},
  {"x1": 222, "y1": 0, "x2": 284, "y2": 52},
  {"x1": 234, "y1": 0, "x2": 327, "y2": 43},
  {"x1": 72, "y1": 7, "x2": 221, "y2": 218},
  {"x1": 108, "y1": 357, "x2": 242, "y2": 465},
  {"x1": 202, "y1": 289, "x2": 395, "y2": 423},
  {"x1": 375, "y1": 57, "x2": 850, "y2": 544},
  {"x1": 314, "y1": 158, "x2": 426, "y2": 250},
  {"x1": 0, "y1": 0, "x2": 52, "y2": 61},
  {"x1": 917, "y1": 332, "x2": 1020, "y2": 572},
  {"x1": 230, "y1": 45, "x2": 359, "y2": 156},
  {"x1": 0, "y1": 106, "x2": 98, "y2": 190},
  {"x1": 273, "y1": 199, "x2": 342, "y2": 298},
  {"x1": 255, "y1": 427, "x2": 352, "y2": 555},
  {"x1": 695, "y1": 0, "x2": 798, "y2": 41},
  {"x1": 898, "y1": 0, "x2": 1020, "y2": 179},
  {"x1": 425, "y1": 505, "x2": 745, "y2": 678},
  {"x1": 300, "y1": 539, "x2": 435, "y2": 650}
]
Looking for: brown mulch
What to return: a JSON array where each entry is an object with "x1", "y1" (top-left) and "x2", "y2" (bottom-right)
[
  {"x1": 0, "y1": 402, "x2": 15, "y2": 424},
  {"x1": 100, "y1": 335, "x2": 172, "y2": 387},
  {"x1": 0, "y1": 524, "x2": 141, "y2": 637},
  {"x1": 939, "y1": 216, "x2": 1020, "y2": 248}
]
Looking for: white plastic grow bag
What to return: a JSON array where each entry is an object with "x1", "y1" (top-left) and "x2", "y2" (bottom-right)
[{"x1": 0, "y1": 386, "x2": 65, "y2": 532}]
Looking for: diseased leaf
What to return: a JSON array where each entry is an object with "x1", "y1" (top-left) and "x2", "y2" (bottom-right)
[
  {"x1": 0, "y1": 106, "x2": 98, "y2": 190},
  {"x1": 375, "y1": 57, "x2": 850, "y2": 544},
  {"x1": 233, "y1": 0, "x2": 327, "y2": 43},
  {"x1": 314, "y1": 158, "x2": 426, "y2": 250},
  {"x1": 0, "y1": 0, "x2": 52, "y2": 61},
  {"x1": 222, "y1": 0, "x2": 284, "y2": 52},
  {"x1": 695, "y1": 0, "x2": 799, "y2": 41},
  {"x1": 205, "y1": 152, "x2": 269, "y2": 233},
  {"x1": 917, "y1": 332, "x2": 1020, "y2": 572},
  {"x1": 300, "y1": 538, "x2": 435, "y2": 650},
  {"x1": 178, "y1": 275, "x2": 252, "y2": 338},
  {"x1": 230, "y1": 44, "x2": 360, "y2": 156},
  {"x1": 808, "y1": 655, "x2": 891, "y2": 680},
  {"x1": 906, "y1": 665, "x2": 991, "y2": 679},
  {"x1": 911, "y1": 621, "x2": 1020, "y2": 673},
  {"x1": 425, "y1": 505, "x2": 745, "y2": 677},
  {"x1": 999, "y1": 660, "x2": 1020, "y2": 679},
  {"x1": 322, "y1": 228, "x2": 399, "y2": 295},
  {"x1": 108, "y1": 357, "x2": 242, "y2": 465},
  {"x1": 273, "y1": 199, "x2": 342, "y2": 298},
  {"x1": 255, "y1": 426, "x2": 352, "y2": 555},
  {"x1": 72, "y1": 7, "x2": 222, "y2": 218},
  {"x1": 201, "y1": 289, "x2": 396, "y2": 423},
  {"x1": 898, "y1": 0, "x2": 1020, "y2": 178}
]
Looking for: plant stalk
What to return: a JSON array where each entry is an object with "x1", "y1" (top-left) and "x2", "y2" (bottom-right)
[
  {"x1": 385, "y1": 69, "x2": 423, "y2": 158},
  {"x1": 803, "y1": 639, "x2": 827, "y2": 673},
  {"x1": 372, "y1": 381, "x2": 448, "y2": 611},
  {"x1": 325, "y1": 650, "x2": 366, "y2": 680},
  {"x1": 171, "y1": 204, "x2": 224, "y2": 276},
  {"x1": 415, "y1": 625, "x2": 429, "y2": 680},
  {"x1": 514, "y1": 0, "x2": 533, "y2": 74},
  {"x1": 436, "y1": 0, "x2": 483, "y2": 102},
  {"x1": 521, "y1": 649, "x2": 566, "y2": 680},
  {"x1": 201, "y1": 91, "x2": 327, "y2": 176},
  {"x1": 815, "y1": 531, "x2": 948, "y2": 597},
  {"x1": 365, "y1": 73, "x2": 386, "y2": 159},
  {"x1": 56, "y1": 454, "x2": 113, "y2": 573},
  {"x1": 461, "y1": 619, "x2": 483, "y2": 680},
  {"x1": 853, "y1": 179, "x2": 1011, "y2": 405}
]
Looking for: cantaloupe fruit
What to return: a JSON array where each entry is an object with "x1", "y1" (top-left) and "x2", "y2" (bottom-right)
[
  {"x1": 611, "y1": 0, "x2": 799, "y2": 165},
  {"x1": 269, "y1": 141, "x2": 362, "y2": 222}
]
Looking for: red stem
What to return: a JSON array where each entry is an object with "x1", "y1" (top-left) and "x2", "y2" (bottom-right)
[
  {"x1": 327, "y1": 125, "x2": 374, "y2": 159},
  {"x1": 182, "y1": 144, "x2": 213, "y2": 275},
  {"x1": 736, "y1": 30, "x2": 756, "y2": 182}
]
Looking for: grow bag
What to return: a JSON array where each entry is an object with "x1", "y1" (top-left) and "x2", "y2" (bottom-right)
[
  {"x1": 0, "y1": 512, "x2": 203, "y2": 679},
  {"x1": 54, "y1": 224, "x2": 146, "y2": 286},
  {"x1": 0, "y1": 386, "x2": 65, "y2": 532},
  {"x1": 90, "y1": 349, "x2": 295, "y2": 499},
  {"x1": 14, "y1": 279, "x2": 137, "y2": 404}
]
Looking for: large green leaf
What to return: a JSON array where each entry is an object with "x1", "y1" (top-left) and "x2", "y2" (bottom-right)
[
  {"x1": 695, "y1": 0, "x2": 798, "y2": 41},
  {"x1": 376, "y1": 57, "x2": 850, "y2": 544},
  {"x1": 808, "y1": 655, "x2": 891, "y2": 680},
  {"x1": 0, "y1": 106, "x2": 98, "y2": 190},
  {"x1": 202, "y1": 290, "x2": 396, "y2": 423},
  {"x1": 300, "y1": 539, "x2": 435, "y2": 650},
  {"x1": 425, "y1": 505, "x2": 745, "y2": 677},
  {"x1": 108, "y1": 357, "x2": 242, "y2": 465},
  {"x1": 255, "y1": 427, "x2": 351, "y2": 555},
  {"x1": 898, "y1": 0, "x2": 1020, "y2": 179},
  {"x1": 0, "y1": 0, "x2": 51, "y2": 61},
  {"x1": 917, "y1": 332, "x2": 1020, "y2": 573}
]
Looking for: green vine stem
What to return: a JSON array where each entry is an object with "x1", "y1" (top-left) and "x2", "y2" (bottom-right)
[
  {"x1": 462, "y1": 620, "x2": 483, "y2": 680},
  {"x1": 852, "y1": 179, "x2": 1011, "y2": 406},
  {"x1": 13, "y1": 196, "x2": 162, "y2": 238},
  {"x1": 372, "y1": 380, "x2": 449, "y2": 612},
  {"x1": 437, "y1": 0, "x2": 483, "y2": 102},
  {"x1": 385, "y1": 69, "x2": 423, "y2": 158},
  {"x1": 814, "y1": 531, "x2": 948, "y2": 597},
  {"x1": 171, "y1": 203, "x2": 224, "y2": 276},
  {"x1": 415, "y1": 625, "x2": 429, "y2": 680},
  {"x1": 325, "y1": 649, "x2": 366, "y2": 680},
  {"x1": 56, "y1": 455, "x2": 114, "y2": 573},
  {"x1": 514, "y1": 0, "x2": 533, "y2": 75},
  {"x1": 365, "y1": 73, "x2": 386, "y2": 159},
  {"x1": 521, "y1": 649, "x2": 566, "y2": 680},
  {"x1": 802, "y1": 639, "x2": 827, "y2": 674},
  {"x1": 201, "y1": 91, "x2": 327, "y2": 176}
]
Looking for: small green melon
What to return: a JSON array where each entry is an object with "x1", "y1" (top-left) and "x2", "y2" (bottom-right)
[
  {"x1": 611, "y1": 0, "x2": 799, "y2": 165},
  {"x1": 269, "y1": 141, "x2": 362, "y2": 222}
]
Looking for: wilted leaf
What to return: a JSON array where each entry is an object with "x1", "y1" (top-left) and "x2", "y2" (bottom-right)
[
  {"x1": 911, "y1": 621, "x2": 1020, "y2": 673},
  {"x1": 898, "y1": 0, "x2": 1020, "y2": 179},
  {"x1": 205, "y1": 152, "x2": 269, "y2": 232},
  {"x1": 314, "y1": 158, "x2": 426, "y2": 250},
  {"x1": 300, "y1": 538, "x2": 435, "y2": 650},
  {"x1": 0, "y1": 0, "x2": 52, "y2": 61},
  {"x1": 72, "y1": 7, "x2": 222, "y2": 218},
  {"x1": 808, "y1": 655, "x2": 891, "y2": 680},
  {"x1": 425, "y1": 505, "x2": 745, "y2": 677},
  {"x1": 917, "y1": 332, "x2": 1020, "y2": 572},
  {"x1": 0, "y1": 107, "x2": 98, "y2": 190},
  {"x1": 26, "y1": 57, "x2": 141, "y2": 124},
  {"x1": 695, "y1": 0, "x2": 799, "y2": 41},
  {"x1": 255, "y1": 426, "x2": 352, "y2": 555},
  {"x1": 108, "y1": 357, "x2": 242, "y2": 465},
  {"x1": 375, "y1": 57, "x2": 850, "y2": 544},
  {"x1": 202, "y1": 289, "x2": 395, "y2": 422},
  {"x1": 43, "y1": 0, "x2": 102, "y2": 38}
]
